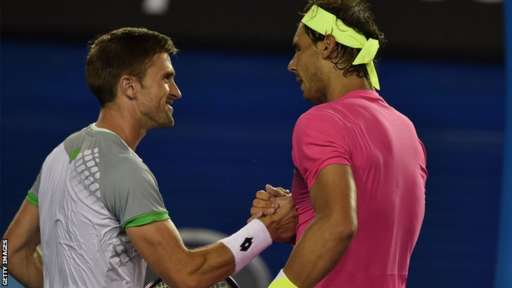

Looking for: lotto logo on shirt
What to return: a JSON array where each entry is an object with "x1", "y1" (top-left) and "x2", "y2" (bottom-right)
[{"x1": 1, "y1": 239, "x2": 7, "y2": 286}]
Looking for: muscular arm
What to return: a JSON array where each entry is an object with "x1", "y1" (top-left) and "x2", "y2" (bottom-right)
[
  {"x1": 2, "y1": 201, "x2": 43, "y2": 288},
  {"x1": 127, "y1": 219, "x2": 233, "y2": 288},
  {"x1": 126, "y1": 209, "x2": 293, "y2": 288},
  {"x1": 283, "y1": 164, "x2": 357, "y2": 287}
]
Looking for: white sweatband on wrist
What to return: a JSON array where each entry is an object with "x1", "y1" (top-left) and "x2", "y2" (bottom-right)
[
  {"x1": 219, "y1": 219, "x2": 272, "y2": 273},
  {"x1": 269, "y1": 269, "x2": 298, "y2": 288}
]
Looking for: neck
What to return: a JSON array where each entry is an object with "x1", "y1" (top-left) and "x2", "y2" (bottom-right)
[
  {"x1": 326, "y1": 74, "x2": 372, "y2": 102},
  {"x1": 95, "y1": 104, "x2": 147, "y2": 150}
]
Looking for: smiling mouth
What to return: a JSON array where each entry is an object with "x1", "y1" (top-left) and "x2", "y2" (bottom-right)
[{"x1": 166, "y1": 100, "x2": 174, "y2": 113}]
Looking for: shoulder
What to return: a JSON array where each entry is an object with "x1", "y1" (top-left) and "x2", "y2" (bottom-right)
[
  {"x1": 62, "y1": 126, "x2": 92, "y2": 159},
  {"x1": 100, "y1": 153, "x2": 160, "y2": 209},
  {"x1": 294, "y1": 104, "x2": 349, "y2": 134},
  {"x1": 103, "y1": 153, "x2": 155, "y2": 188}
]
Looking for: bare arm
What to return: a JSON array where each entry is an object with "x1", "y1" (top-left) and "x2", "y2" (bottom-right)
[
  {"x1": 283, "y1": 164, "x2": 357, "y2": 287},
  {"x1": 127, "y1": 219, "x2": 234, "y2": 288},
  {"x1": 127, "y1": 206, "x2": 291, "y2": 288},
  {"x1": 2, "y1": 200, "x2": 43, "y2": 288}
]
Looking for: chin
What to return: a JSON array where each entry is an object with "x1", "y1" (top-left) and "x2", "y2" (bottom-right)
[
  {"x1": 164, "y1": 113, "x2": 175, "y2": 127},
  {"x1": 165, "y1": 119, "x2": 175, "y2": 128},
  {"x1": 167, "y1": 115, "x2": 176, "y2": 127},
  {"x1": 303, "y1": 89, "x2": 326, "y2": 105},
  {"x1": 154, "y1": 118, "x2": 174, "y2": 128},
  {"x1": 303, "y1": 93, "x2": 318, "y2": 104}
]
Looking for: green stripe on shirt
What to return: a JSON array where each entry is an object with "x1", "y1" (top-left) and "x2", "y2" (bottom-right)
[
  {"x1": 123, "y1": 210, "x2": 170, "y2": 229},
  {"x1": 68, "y1": 148, "x2": 81, "y2": 161},
  {"x1": 26, "y1": 191, "x2": 39, "y2": 206}
]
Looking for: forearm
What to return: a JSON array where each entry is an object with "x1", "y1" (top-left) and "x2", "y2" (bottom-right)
[
  {"x1": 184, "y1": 243, "x2": 235, "y2": 287},
  {"x1": 8, "y1": 247, "x2": 43, "y2": 288},
  {"x1": 134, "y1": 236, "x2": 232, "y2": 288},
  {"x1": 183, "y1": 218, "x2": 273, "y2": 287},
  {"x1": 130, "y1": 219, "x2": 271, "y2": 288},
  {"x1": 284, "y1": 216, "x2": 354, "y2": 287},
  {"x1": 127, "y1": 221, "x2": 252, "y2": 288}
]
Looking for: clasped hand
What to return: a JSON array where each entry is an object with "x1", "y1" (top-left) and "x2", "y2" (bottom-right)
[{"x1": 249, "y1": 184, "x2": 297, "y2": 243}]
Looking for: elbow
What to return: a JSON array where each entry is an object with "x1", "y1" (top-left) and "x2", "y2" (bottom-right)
[
  {"x1": 3, "y1": 235, "x2": 22, "y2": 258},
  {"x1": 333, "y1": 228, "x2": 356, "y2": 243},
  {"x1": 3, "y1": 229, "x2": 27, "y2": 257},
  {"x1": 340, "y1": 225, "x2": 357, "y2": 241},
  {"x1": 316, "y1": 212, "x2": 358, "y2": 243},
  {"x1": 331, "y1": 220, "x2": 357, "y2": 242}
]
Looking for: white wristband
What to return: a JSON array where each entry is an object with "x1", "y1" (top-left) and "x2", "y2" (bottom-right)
[{"x1": 219, "y1": 219, "x2": 272, "y2": 273}]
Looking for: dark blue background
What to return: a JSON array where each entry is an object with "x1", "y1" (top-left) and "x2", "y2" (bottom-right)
[{"x1": 0, "y1": 40, "x2": 505, "y2": 287}]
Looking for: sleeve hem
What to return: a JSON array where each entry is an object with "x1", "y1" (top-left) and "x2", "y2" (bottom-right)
[
  {"x1": 26, "y1": 191, "x2": 39, "y2": 206},
  {"x1": 306, "y1": 159, "x2": 351, "y2": 190},
  {"x1": 123, "y1": 210, "x2": 170, "y2": 229}
]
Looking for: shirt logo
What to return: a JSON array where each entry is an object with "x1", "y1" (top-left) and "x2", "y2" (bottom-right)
[{"x1": 240, "y1": 237, "x2": 253, "y2": 252}]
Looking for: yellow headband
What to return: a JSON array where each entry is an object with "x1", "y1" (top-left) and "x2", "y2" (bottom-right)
[{"x1": 301, "y1": 5, "x2": 381, "y2": 90}]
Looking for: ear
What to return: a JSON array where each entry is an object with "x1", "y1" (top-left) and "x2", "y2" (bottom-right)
[
  {"x1": 118, "y1": 75, "x2": 139, "y2": 101},
  {"x1": 319, "y1": 34, "x2": 338, "y2": 60}
]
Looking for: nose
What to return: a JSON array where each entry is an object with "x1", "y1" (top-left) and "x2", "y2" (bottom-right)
[
  {"x1": 288, "y1": 56, "x2": 297, "y2": 73},
  {"x1": 170, "y1": 80, "x2": 182, "y2": 100}
]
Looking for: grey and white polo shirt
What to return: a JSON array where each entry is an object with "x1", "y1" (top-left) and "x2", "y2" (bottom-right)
[{"x1": 27, "y1": 123, "x2": 169, "y2": 287}]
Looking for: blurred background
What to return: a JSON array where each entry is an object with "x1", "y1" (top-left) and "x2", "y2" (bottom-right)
[{"x1": 1, "y1": 0, "x2": 509, "y2": 287}]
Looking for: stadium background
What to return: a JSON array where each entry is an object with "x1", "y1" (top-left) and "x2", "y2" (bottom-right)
[{"x1": 1, "y1": 0, "x2": 510, "y2": 287}]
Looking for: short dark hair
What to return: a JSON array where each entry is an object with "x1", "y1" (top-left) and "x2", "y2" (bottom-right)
[
  {"x1": 86, "y1": 27, "x2": 178, "y2": 106},
  {"x1": 302, "y1": 0, "x2": 385, "y2": 80}
]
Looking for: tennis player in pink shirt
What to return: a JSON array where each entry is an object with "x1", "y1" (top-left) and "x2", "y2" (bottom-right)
[{"x1": 251, "y1": 1, "x2": 427, "y2": 287}]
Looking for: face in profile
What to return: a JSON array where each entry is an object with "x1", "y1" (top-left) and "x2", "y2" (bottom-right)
[
  {"x1": 137, "y1": 53, "x2": 182, "y2": 128},
  {"x1": 288, "y1": 24, "x2": 327, "y2": 104}
]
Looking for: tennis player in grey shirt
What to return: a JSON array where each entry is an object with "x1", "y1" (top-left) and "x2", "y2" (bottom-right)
[{"x1": 3, "y1": 27, "x2": 296, "y2": 288}]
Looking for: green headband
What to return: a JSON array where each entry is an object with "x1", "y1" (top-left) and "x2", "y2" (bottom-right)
[{"x1": 301, "y1": 5, "x2": 381, "y2": 90}]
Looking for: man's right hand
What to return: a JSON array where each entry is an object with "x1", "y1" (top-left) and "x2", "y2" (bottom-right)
[{"x1": 251, "y1": 185, "x2": 297, "y2": 243}]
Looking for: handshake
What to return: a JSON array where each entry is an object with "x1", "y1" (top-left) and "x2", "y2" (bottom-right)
[{"x1": 248, "y1": 184, "x2": 298, "y2": 243}]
